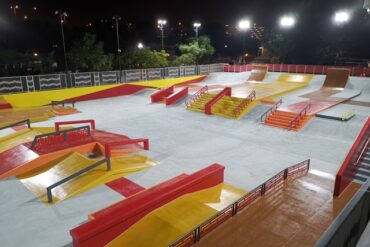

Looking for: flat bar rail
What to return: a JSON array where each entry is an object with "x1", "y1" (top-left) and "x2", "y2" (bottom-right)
[
  {"x1": 260, "y1": 99, "x2": 283, "y2": 122},
  {"x1": 30, "y1": 125, "x2": 91, "y2": 150},
  {"x1": 168, "y1": 159, "x2": 310, "y2": 247},
  {"x1": 46, "y1": 158, "x2": 108, "y2": 203},
  {"x1": 0, "y1": 119, "x2": 31, "y2": 131},
  {"x1": 51, "y1": 100, "x2": 75, "y2": 108}
]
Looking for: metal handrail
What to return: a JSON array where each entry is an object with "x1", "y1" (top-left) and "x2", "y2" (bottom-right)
[
  {"x1": 46, "y1": 158, "x2": 108, "y2": 203},
  {"x1": 233, "y1": 90, "x2": 256, "y2": 117},
  {"x1": 30, "y1": 125, "x2": 91, "y2": 150},
  {"x1": 289, "y1": 104, "x2": 311, "y2": 130},
  {"x1": 355, "y1": 137, "x2": 370, "y2": 166},
  {"x1": 185, "y1": 85, "x2": 208, "y2": 107},
  {"x1": 260, "y1": 98, "x2": 283, "y2": 122},
  {"x1": 168, "y1": 159, "x2": 310, "y2": 247},
  {"x1": 0, "y1": 119, "x2": 31, "y2": 131}
]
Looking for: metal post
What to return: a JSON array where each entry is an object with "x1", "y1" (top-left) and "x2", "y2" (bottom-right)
[
  {"x1": 106, "y1": 158, "x2": 111, "y2": 171},
  {"x1": 161, "y1": 27, "x2": 164, "y2": 50},
  {"x1": 58, "y1": 11, "x2": 68, "y2": 74},
  {"x1": 114, "y1": 16, "x2": 122, "y2": 75}
]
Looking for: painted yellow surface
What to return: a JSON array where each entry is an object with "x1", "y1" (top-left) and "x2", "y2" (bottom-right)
[
  {"x1": 19, "y1": 153, "x2": 157, "y2": 203},
  {"x1": 107, "y1": 183, "x2": 246, "y2": 247},
  {"x1": 127, "y1": 76, "x2": 204, "y2": 89},
  {"x1": 0, "y1": 127, "x2": 62, "y2": 153}
]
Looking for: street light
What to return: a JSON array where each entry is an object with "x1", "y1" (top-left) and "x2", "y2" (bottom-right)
[
  {"x1": 137, "y1": 42, "x2": 144, "y2": 49},
  {"x1": 55, "y1": 10, "x2": 68, "y2": 73},
  {"x1": 333, "y1": 11, "x2": 350, "y2": 24},
  {"x1": 279, "y1": 16, "x2": 295, "y2": 28},
  {"x1": 10, "y1": 5, "x2": 19, "y2": 16},
  {"x1": 113, "y1": 15, "x2": 122, "y2": 72},
  {"x1": 238, "y1": 19, "x2": 251, "y2": 64},
  {"x1": 193, "y1": 22, "x2": 201, "y2": 42},
  {"x1": 157, "y1": 19, "x2": 167, "y2": 51},
  {"x1": 364, "y1": 0, "x2": 370, "y2": 14}
]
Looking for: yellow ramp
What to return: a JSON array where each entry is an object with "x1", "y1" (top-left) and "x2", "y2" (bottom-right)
[
  {"x1": 19, "y1": 153, "x2": 157, "y2": 203},
  {"x1": 107, "y1": 183, "x2": 246, "y2": 247},
  {"x1": 128, "y1": 76, "x2": 204, "y2": 89}
]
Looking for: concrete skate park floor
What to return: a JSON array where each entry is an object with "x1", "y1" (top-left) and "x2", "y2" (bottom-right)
[{"x1": 1, "y1": 72, "x2": 370, "y2": 246}]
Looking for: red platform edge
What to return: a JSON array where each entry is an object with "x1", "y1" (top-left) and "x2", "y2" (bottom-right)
[
  {"x1": 106, "y1": 177, "x2": 145, "y2": 197},
  {"x1": 165, "y1": 87, "x2": 189, "y2": 105},
  {"x1": 0, "y1": 102, "x2": 12, "y2": 110},
  {"x1": 204, "y1": 87, "x2": 231, "y2": 115},
  {"x1": 334, "y1": 116, "x2": 370, "y2": 197},
  {"x1": 69, "y1": 163, "x2": 225, "y2": 247},
  {"x1": 174, "y1": 75, "x2": 207, "y2": 87},
  {"x1": 150, "y1": 86, "x2": 174, "y2": 103}
]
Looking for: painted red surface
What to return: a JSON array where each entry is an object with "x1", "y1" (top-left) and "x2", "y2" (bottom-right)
[
  {"x1": 69, "y1": 164, "x2": 225, "y2": 247},
  {"x1": 334, "y1": 117, "x2": 370, "y2": 196},
  {"x1": 164, "y1": 87, "x2": 189, "y2": 105},
  {"x1": 0, "y1": 102, "x2": 12, "y2": 109},
  {"x1": 105, "y1": 139, "x2": 149, "y2": 158},
  {"x1": 11, "y1": 125, "x2": 28, "y2": 131},
  {"x1": 0, "y1": 145, "x2": 39, "y2": 175},
  {"x1": 204, "y1": 87, "x2": 232, "y2": 115},
  {"x1": 106, "y1": 177, "x2": 145, "y2": 197},
  {"x1": 65, "y1": 84, "x2": 147, "y2": 102},
  {"x1": 151, "y1": 86, "x2": 174, "y2": 103},
  {"x1": 280, "y1": 99, "x2": 341, "y2": 115}
]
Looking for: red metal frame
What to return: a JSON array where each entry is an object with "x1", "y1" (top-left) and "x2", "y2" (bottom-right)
[
  {"x1": 150, "y1": 86, "x2": 174, "y2": 103},
  {"x1": 334, "y1": 117, "x2": 370, "y2": 197},
  {"x1": 204, "y1": 87, "x2": 232, "y2": 115},
  {"x1": 164, "y1": 87, "x2": 189, "y2": 105},
  {"x1": 55, "y1": 120, "x2": 96, "y2": 132}
]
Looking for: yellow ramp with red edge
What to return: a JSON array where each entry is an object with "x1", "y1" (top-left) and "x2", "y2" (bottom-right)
[
  {"x1": 18, "y1": 153, "x2": 157, "y2": 204},
  {"x1": 106, "y1": 183, "x2": 246, "y2": 247}
]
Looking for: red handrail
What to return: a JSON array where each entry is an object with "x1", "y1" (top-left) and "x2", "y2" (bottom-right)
[
  {"x1": 233, "y1": 90, "x2": 256, "y2": 117},
  {"x1": 289, "y1": 104, "x2": 311, "y2": 130},
  {"x1": 55, "y1": 119, "x2": 95, "y2": 132},
  {"x1": 185, "y1": 86, "x2": 208, "y2": 107}
]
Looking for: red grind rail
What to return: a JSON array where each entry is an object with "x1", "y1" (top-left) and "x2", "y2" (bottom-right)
[
  {"x1": 55, "y1": 120, "x2": 96, "y2": 132},
  {"x1": 334, "y1": 117, "x2": 370, "y2": 197},
  {"x1": 151, "y1": 86, "x2": 174, "y2": 103},
  {"x1": 165, "y1": 87, "x2": 189, "y2": 105},
  {"x1": 204, "y1": 87, "x2": 232, "y2": 115},
  {"x1": 69, "y1": 164, "x2": 225, "y2": 247},
  {"x1": 224, "y1": 64, "x2": 370, "y2": 77}
]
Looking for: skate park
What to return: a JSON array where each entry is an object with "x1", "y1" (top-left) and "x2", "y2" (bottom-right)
[{"x1": 1, "y1": 63, "x2": 370, "y2": 246}]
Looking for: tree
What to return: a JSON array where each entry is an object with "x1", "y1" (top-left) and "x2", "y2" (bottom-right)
[
  {"x1": 262, "y1": 31, "x2": 294, "y2": 63},
  {"x1": 121, "y1": 48, "x2": 169, "y2": 69},
  {"x1": 172, "y1": 54, "x2": 196, "y2": 66},
  {"x1": 68, "y1": 33, "x2": 113, "y2": 72},
  {"x1": 175, "y1": 35, "x2": 215, "y2": 65}
]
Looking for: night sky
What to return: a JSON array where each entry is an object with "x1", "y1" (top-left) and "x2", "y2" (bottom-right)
[{"x1": 0, "y1": 0, "x2": 369, "y2": 63}]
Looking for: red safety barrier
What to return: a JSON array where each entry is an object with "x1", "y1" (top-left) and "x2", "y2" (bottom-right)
[
  {"x1": 105, "y1": 139, "x2": 149, "y2": 157},
  {"x1": 164, "y1": 87, "x2": 189, "y2": 106},
  {"x1": 55, "y1": 120, "x2": 96, "y2": 132},
  {"x1": 334, "y1": 117, "x2": 370, "y2": 197},
  {"x1": 150, "y1": 86, "x2": 174, "y2": 103},
  {"x1": 204, "y1": 87, "x2": 232, "y2": 115},
  {"x1": 70, "y1": 164, "x2": 225, "y2": 247},
  {"x1": 224, "y1": 64, "x2": 370, "y2": 77}
]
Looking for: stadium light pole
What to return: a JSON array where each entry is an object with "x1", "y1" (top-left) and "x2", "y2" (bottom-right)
[
  {"x1": 113, "y1": 15, "x2": 122, "y2": 72},
  {"x1": 365, "y1": 0, "x2": 370, "y2": 14},
  {"x1": 137, "y1": 42, "x2": 144, "y2": 49},
  {"x1": 10, "y1": 5, "x2": 19, "y2": 17},
  {"x1": 193, "y1": 22, "x2": 201, "y2": 42},
  {"x1": 55, "y1": 10, "x2": 68, "y2": 73},
  {"x1": 238, "y1": 19, "x2": 251, "y2": 64},
  {"x1": 157, "y1": 19, "x2": 167, "y2": 51}
]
